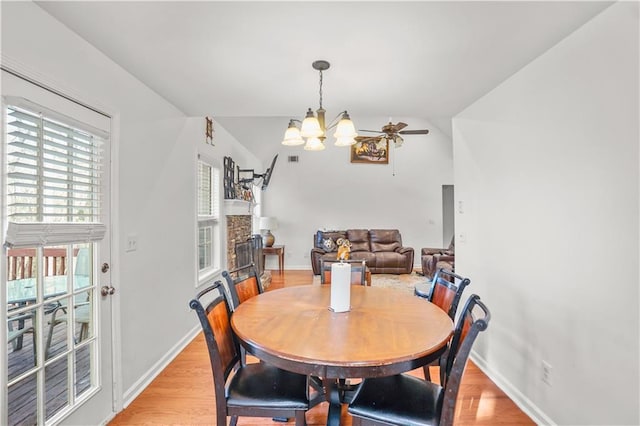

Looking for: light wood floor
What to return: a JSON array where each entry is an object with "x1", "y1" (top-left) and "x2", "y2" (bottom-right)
[{"x1": 109, "y1": 270, "x2": 534, "y2": 426}]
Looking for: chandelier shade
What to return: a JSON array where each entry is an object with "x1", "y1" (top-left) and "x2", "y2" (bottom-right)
[
  {"x1": 304, "y1": 137, "x2": 326, "y2": 151},
  {"x1": 282, "y1": 120, "x2": 305, "y2": 146},
  {"x1": 282, "y1": 60, "x2": 357, "y2": 150},
  {"x1": 300, "y1": 109, "x2": 323, "y2": 138}
]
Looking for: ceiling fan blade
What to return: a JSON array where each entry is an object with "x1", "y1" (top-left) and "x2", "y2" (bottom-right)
[
  {"x1": 359, "y1": 129, "x2": 384, "y2": 134},
  {"x1": 393, "y1": 122, "x2": 408, "y2": 132},
  {"x1": 398, "y1": 129, "x2": 430, "y2": 135},
  {"x1": 355, "y1": 136, "x2": 382, "y2": 142}
]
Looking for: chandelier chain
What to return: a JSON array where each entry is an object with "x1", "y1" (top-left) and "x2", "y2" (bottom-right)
[{"x1": 319, "y1": 70, "x2": 323, "y2": 109}]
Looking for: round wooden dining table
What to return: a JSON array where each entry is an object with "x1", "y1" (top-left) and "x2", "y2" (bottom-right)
[{"x1": 231, "y1": 285, "x2": 453, "y2": 426}]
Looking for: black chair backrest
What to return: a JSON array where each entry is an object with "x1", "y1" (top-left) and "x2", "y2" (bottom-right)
[
  {"x1": 427, "y1": 269, "x2": 470, "y2": 320},
  {"x1": 320, "y1": 259, "x2": 367, "y2": 285},
  {"x1": 189, "y1": 281, "x2": 240, "y2": 417},
  {"x1": 439, "y1": 294, "x2": 491, "y2": 425},
  {"x1": 222, "y1": 263, "x2": 263, "y2": 310}
]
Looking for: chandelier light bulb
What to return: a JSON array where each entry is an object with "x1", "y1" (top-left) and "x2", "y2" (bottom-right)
[
  {"x1": 300, "y1": 108, "x2": 323, "y2": 138},
  {"x1": 334, "y1": 136, "x2": 357, "y2": 147},
  {"x1": 303, "y1": 137, "x2": 325, "y2": 151},
  {"x1": 333, "y1": 112, "x2": 357, "y2": 140},
  {"x1": 281, "y1": 121, "x2": 305, "y2": 146}
]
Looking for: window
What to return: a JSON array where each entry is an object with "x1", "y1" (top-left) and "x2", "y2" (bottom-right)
[
  {"x1": 197, "y1": 156, "x2": 220, "y2": 280},
  {"x1": 5, "y1": 100, "x2": 106, "y2": 245}
]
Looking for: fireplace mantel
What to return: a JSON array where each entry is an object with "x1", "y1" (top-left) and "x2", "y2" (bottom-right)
[{"x1": 224, "y1": 199, "x2": 253, "y2": 216}]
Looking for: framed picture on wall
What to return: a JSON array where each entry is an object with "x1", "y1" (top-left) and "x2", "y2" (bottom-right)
[{"x1": 350, "y1": 138, "x2": 389, "y2": 164}]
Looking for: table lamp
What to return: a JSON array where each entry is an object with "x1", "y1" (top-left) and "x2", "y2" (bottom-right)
[{"x1": 259, "y1": 216, "x2": 278, "y2": 247}]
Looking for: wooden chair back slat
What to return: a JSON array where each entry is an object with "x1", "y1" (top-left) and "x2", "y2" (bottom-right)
[
  {"x1": 222, "y1": 263, "x2": 263, "y2": 310},
  {"x1": 426, "y1": 269, "x2": 471, "y2": 320},
  {"x1": 189, "y1": 281, "x2": 241, "y2": 415},
  {"x1": 440, "y1": 295, "x2": 491, "y2": 424}
]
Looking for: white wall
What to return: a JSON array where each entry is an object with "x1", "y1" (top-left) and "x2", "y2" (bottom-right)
[
  {"x1": 453, "y1": 2, "x2": 639, "y2": 425},
  {"x1": 1, "y1": 0, "x2": 259, "y2": 415},
  {"x1": 263, "y1": 116, "x2": 453, "y2": 270}
]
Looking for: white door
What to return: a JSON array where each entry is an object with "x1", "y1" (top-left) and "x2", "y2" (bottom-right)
[{"x1": 1, "y1": 70, "x2": 114, "y2": 425}]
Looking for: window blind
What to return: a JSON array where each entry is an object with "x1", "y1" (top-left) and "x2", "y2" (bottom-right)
[
  {"x1": 198, "y1": 160, "x2": 219, "y2": 219},
  {"x1": 5, "y1": 103, "x2": 107, "y2": 247}
]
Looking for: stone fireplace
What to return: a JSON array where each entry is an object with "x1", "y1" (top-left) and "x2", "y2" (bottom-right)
[
  {"x1": 225, "y1": 200, "x2": 270, "y2": 288},
  {"x1": 226, "y1": 215, "x2": 252, "y2": 271}
]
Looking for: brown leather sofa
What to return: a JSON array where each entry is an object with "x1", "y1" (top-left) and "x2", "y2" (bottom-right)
[
  {"x1": 311, "y1": 229, "x2": 414, "y2": 275},
  {"x1": 420, "y1": 237, "x2": 455, "y2": 279}
]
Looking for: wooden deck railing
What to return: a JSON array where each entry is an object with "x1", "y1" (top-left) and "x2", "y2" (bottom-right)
[{"x1": 7, "y1": 248, "x2": 77, "y2": 280}]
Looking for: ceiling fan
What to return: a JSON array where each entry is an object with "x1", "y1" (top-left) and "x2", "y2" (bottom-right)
[{"x1": 355, "y1": 121, "x2": 429, "y2": 147}]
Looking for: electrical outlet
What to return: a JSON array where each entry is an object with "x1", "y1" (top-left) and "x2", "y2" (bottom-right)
[
  {"x1": 541, "y1": 361, "x2": 552, "y2": 386},
  {"x1": 126, "y1": 234, "x2": 138, "y2": 252}
]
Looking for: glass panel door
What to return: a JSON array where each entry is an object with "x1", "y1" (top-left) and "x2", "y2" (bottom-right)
[{"x1": 2, "y1": 70, "x2": 113, "y2": 425}]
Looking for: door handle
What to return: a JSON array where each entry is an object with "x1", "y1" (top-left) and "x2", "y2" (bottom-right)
[{"x1": 101, "y1": 285, "x2": 116, "y2": 296}]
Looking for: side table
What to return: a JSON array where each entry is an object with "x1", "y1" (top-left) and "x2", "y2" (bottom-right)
[{"x1": 262, "y1": 245, "x2": 284, "y2": 273}]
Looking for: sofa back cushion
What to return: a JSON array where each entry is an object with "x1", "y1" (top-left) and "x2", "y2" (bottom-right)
[
  {"x1": 346, "y1": 229, "x2": 371, "y2": 252},
  {"x1": 315, "y1": 231, "x2": 346, "y2": 252},
  {"x1": 369, "y1": 229, "x2": 402, "y2": 252}
]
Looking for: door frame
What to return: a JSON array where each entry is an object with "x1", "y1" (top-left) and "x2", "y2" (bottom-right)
[{"x1": 0, "y1": 61, "x2": 123, "y2": 424}]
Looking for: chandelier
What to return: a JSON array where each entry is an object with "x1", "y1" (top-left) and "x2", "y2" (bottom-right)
[{"x1": 281, "y1": 60, "x2": 358, "y2": 151}]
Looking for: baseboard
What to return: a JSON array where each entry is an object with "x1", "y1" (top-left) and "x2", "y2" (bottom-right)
[
  {"x1": 470, "y1": 352, "x2": 555, "y2": 425},
  {"x1": 121, "y1": 324, "x2": 201, "y2": 408}
]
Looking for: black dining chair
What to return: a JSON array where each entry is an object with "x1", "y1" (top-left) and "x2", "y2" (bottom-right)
[
  {"x1": 222, "y1": 263, "x2": 263, "y2": 311},
  {"x1": 414, "y1": 268, "x2": 471, "y2": 381},
  {"x1": 348, "y1": 294, "x2": 490, "y2": 426},
  {"x1": 189, "y1": 281, "x2": 309, "y2": 426}
]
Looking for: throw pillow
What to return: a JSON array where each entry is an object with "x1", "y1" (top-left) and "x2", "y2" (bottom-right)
[{"x1": 322, "y1": 237, "x2": 337, "y2": 252}]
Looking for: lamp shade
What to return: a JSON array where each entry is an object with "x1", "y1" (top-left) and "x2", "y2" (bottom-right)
[
  {"x1": 259, "y1": 216, "x2": 278, "y2": 231},
  {"x1": 333, "y1": 112, "x2": 357, "y2": 139},
  {"x1": 282, "y1": 121, "x2": 305, "y2": 146},
  {"x1": 300, "y1": 109, "x2": 323, "y2": 138},
  {"x1": 334, "y1": 136, "x2": 357, "y2": 147},
  {"x1": 304, "y1": 137, "x2": 325, "y2": 151}
]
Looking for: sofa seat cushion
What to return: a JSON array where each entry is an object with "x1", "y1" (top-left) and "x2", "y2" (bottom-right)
[
  {"x1": 372, "y1": 252, "x2": 411, "y2": 273},
  {"x1": 349, "y1": 252, "x2": 377, "y2": 269}
]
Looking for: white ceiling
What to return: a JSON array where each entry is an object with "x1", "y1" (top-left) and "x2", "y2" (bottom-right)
[{"x1": 37, "y1": 1, "x2": 611, "y2": 160}]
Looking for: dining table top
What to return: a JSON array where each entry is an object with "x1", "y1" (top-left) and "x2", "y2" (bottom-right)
[{"x1": 231, "y1": 284, "x2": 454, "y2": 379}]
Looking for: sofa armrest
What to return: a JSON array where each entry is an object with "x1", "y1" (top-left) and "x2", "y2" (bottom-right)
[
  {"x1": 310, "y1": 248, "x2": 326, "y2": 275},
  {"x1": 311, "y1": 247, "x2": 325, "y2": 255},
  {"x1": 397, "y1": 246, "x2": 414, "y2": 255},
  {"x1": 421, "y1": 247, "x2": 448, "y2": 256},
  {"x1": 434, "y1": 254, "x2": 455, "y2": 263}
]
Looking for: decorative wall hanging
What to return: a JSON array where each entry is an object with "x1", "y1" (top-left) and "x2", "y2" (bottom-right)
[
  {"x1": 205, "y1": 116, "x2": 214, "y2": 145},
  {"x1": 350, "y1": 138, "x2": 389, "y2": 164}
]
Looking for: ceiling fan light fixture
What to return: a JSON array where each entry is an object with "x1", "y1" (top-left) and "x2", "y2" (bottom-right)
[{"x1": 303, "y1": 137, "x2": 325, "y2": 151}]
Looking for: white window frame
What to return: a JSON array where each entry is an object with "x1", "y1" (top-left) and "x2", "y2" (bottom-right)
[{"x1": 196, "y1": 153, "x2": 221, "y2": 285}]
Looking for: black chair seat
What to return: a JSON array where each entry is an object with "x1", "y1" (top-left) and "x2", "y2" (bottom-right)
[
  {"x1": 348, "y1": 374, "x2": 443, "y2": 426},
  {"x1": 228, "y1": 362, "x2": 309, "y2": 409}
]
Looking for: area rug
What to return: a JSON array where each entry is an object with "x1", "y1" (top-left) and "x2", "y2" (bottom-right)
[{"x1": 312, "y1": 272, "x2": 429, "y2": 295}]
